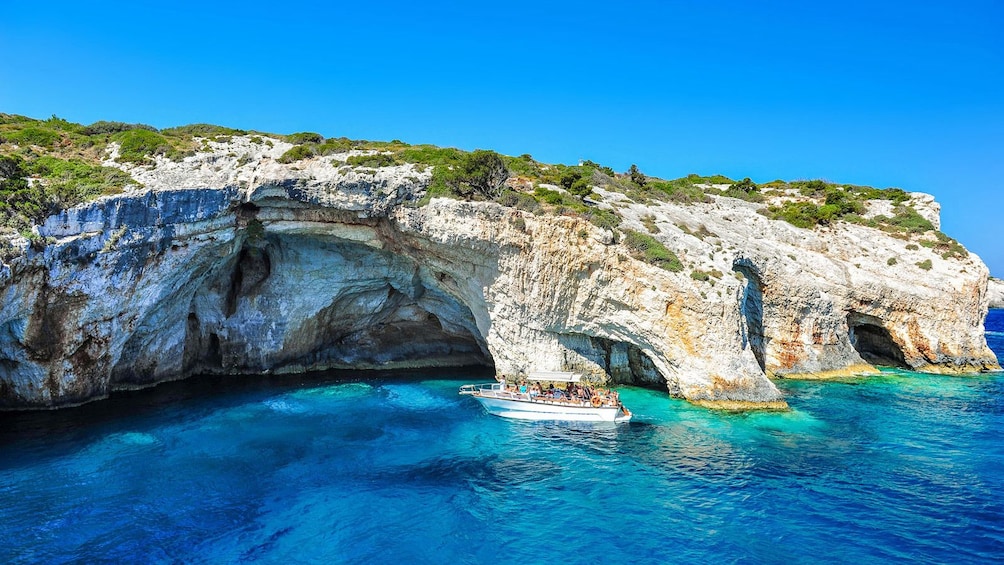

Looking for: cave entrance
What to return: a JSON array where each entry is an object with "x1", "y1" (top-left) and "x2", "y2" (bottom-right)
[
  {"x1": 848, "y1": 316, "x2": 908, "y2": 369},
  {"x1": 733, "y1": 264, "x2": 766, "y2": 372},
  {"x1": 112, "y1": 233, "x2": 495, "y2": 386},
  {"x1": 556, "y1": 334, "x2": 679, "y2": 395}
]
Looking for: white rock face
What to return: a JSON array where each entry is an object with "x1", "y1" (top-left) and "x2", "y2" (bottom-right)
[
  {"x1": 0, "y1": 137, "x2": 997, "y2": 409},
  {"x1": 988, "y1": 278, "x2": 1004, "y2": 309},
  {"x1": 909, "y1": 192, "x2": 942, "y2": 231}
]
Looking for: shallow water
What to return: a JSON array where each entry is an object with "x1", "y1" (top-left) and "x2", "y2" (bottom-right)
[{"x1": 1, "y1": 314, "x2": 1003, "y2": 564}]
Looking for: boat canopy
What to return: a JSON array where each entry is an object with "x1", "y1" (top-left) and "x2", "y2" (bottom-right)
[{"x1": 526, "y1": 371, "x2": 582, "y2": 382}]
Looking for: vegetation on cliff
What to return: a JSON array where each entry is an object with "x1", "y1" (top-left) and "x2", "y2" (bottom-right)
[{"x1": 0, "y1": 113, "x2": 965, "y2": 264}]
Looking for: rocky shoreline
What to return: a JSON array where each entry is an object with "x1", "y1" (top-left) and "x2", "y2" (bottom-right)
[{"x1": 0, "y1": 135, "x2": 998, "y2": 410}]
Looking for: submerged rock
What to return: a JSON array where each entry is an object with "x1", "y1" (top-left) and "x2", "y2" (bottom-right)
[{"x1": 0, "y1": 137, "x2": 997, "y2": 410}]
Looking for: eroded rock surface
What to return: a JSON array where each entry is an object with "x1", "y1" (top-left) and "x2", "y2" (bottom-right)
[
  {"x1": 988, "y1": 278, "x2": 1004, "y2": 309},
  {"x1": 0, "y1": 137, "x2": 997, "y2": 409}
]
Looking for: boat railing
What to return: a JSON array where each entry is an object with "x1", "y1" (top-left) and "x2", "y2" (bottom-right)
[
  {"x1": 474, "y1": 388, "x2": 531, "y2": 401},
  {"x1": 461, "y1": 383, "x2": 623, "y2": 410},
  {"x1": 459, "y1": 383, "x2": 505, "y2": 395}
]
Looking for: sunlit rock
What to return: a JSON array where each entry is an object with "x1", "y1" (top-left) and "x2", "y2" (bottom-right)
[{"x1": 0, "y1": 137, "x2": 996, "y2": 410}]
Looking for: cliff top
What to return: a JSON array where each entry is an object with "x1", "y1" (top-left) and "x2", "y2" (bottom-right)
[{"x1": 0, "y1": 112, "x2": 966, "y2": 267}]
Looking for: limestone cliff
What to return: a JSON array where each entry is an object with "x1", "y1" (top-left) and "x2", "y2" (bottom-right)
[
  {"x1": 0, "y1": 135, "x2": 997, "y2": 410},
  {"x1": 988, "y1": 278, "x2": 1004, "y2": 309}
]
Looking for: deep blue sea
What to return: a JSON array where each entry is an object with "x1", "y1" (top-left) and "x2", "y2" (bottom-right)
[{"x1": 2, "y1": 312, "x2": 1003, "y2": 564}]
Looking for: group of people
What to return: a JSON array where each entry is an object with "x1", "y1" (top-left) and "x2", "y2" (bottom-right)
[{"x1": 507, "y1": 380, "x2": 620, "y2": 406}]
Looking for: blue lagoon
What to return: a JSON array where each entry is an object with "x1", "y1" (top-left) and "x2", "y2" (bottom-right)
[{"x1": 1, "y1": 312, "x2": 1003, "y2": 563}]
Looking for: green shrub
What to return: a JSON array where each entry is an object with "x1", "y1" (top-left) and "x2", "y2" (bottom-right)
[
  {"x1": 846, "y1": 185, "x2": 910, "y2": 204},
  {"x1": 691, "y1": 270, "x2": 710, "y2": 282},
  {"x1": 647, "y1": 179, "x2": 708, "y2": 204},
  {"x1": 685, "y1": 173, "x2": 735, "y2": 185},
  {"x1": 315, "y1": 137, "x2": 352, "y2": 155},
  {"x1": 622, "y1": 229, "x2": 683, "y2": 272},
  {"x1": 82, "y1": 121, "x2": 157, "y2": 135},
  {"x1": 926, "y1": 232, "x2": 968, "y2": 260},
  {"x1": 44, "y1": 115, "x2": 85, "y2": 134},
  {"x1": 286, "y1": 132, "x2": 324, "y2": 144},
  {"x1": 729, "y1": 177, "x2": 757, "y2": 193},
  {"x1": 1, "y1": 155, "x2": 52, "y2": 228},
  {"x1": 505, "y1": 154, "x2": 543, "y2": 178},
  {"x1": 628, "y1": 164, "x2": 646, "y2": 187},
  {"x1": 916, "y1": 259, "x2": 933, "y2": 271},
  {"x1": 28, "y1": 156, "x2": 135, "y2": 202},
  {"x1": 162, "y1": 123, "x2": 246, "y2": 137},
  {"x1": 0, "y1": 154, "x2": 136, "y2": 232},
  {"x1": 586, "y1": 207, "x2": 621, "y2": 230},
  {"x1": 766, "y1": 201, "x2": 822, "y2": 228},
  {"x1": 6, "y1": 126, "x2": 60, "y2": 147},
  {"x1": 884, "y1": 206, "x2": 933, "y2": 233},
  {"x1": 792, "y1": 179, "x2": 830, "y2": 197},
  {"x1": 439, "y1": 150, "x2": 509, "y2": 200},
  {"x1": 720, "y1": 186, "x2": 765, "y2": 203},
  {"x1": 398, "y1": 145, "x2": 464, "y2": 168},
  {"x1": 558, "y1": 167, "x2": 593, "y2": 197},
  {"x1": 534, "y1": 186, "x2": 567, "y2": 206},
  {"x1": 346, "y1": 153, "x2": 399, "y2": 168},
  {"x1": 887, "y1": 257, "x2": 897, "y2": 266},
  {"x1": 113, "y1": 129, "x2": 174, "y2": 163},
  {"x1": 823, "y1": 188, "x2": 865, "y2": 215},
  {"x1": 277, "y1": 144, "x2": 316, "y2": 164}
]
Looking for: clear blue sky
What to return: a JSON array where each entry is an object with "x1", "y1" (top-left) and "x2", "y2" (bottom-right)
[{"x1": 2, "y1": 1, "x2": 1001, "y2": 274}]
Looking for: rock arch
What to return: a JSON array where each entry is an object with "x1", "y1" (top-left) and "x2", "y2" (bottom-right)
[
  {"x1": 110, "y1": 228, "x2": 495, "y2": 387},
  {"x1": 847, "y1": 313, "x2": 908, "y2": 369},
  {"x1": 549, "y1": 333, "x2": 678, "y2": 394}
]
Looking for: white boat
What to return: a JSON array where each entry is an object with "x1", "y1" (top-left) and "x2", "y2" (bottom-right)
[{"x1": 459, "y1": 372, "x2": 632, "y2": 423}]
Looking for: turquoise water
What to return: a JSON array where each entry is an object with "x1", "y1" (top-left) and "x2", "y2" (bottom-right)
[{"x1": 1, "y1": 313, "x2": 1003, "y2": 564}]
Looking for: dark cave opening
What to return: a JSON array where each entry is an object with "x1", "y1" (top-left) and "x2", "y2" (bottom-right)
[
  {"x1": 733, "y1": 264, "x2": 766, "y2": 372},
  {"x1": 848, "y1": 318, "x2": 908, "y2": 369},
  {"x1": 554, "y1": 334, "x2": 676, "y2": 394},
  {"x1": 224, "y1": 247, "x2": 271, "y2": 318},
  {"x1": 191, "y1": 235, "x2": 494, "y2": 376},
  {"x1": 278, "y1": 285, "x2": 493, "y2": 371}
]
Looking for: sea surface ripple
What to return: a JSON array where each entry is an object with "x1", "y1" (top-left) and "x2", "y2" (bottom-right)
[{"x1": 1, "y1": 311, "x2": 1003, "y2": 563}]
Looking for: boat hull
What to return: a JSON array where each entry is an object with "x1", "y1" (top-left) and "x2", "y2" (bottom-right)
[{"x1": 472, "y1": 395, "x2": 631, "y2": 422}]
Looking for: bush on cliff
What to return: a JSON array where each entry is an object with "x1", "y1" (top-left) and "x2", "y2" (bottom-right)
[
  {"x1": 3, "y1": 126, "x2": 61, "y2": 148},
  {"x1": 346, "y1": 153, "x2": 400, "y2": 168},
  {"x1": 28, "y1": 156, "x2": 136, "y2": 203},
  {"x1": 0, "y1": 154, "x2": 135, "y2": 233},
  {"x1": 881, "y1": 206, "x2": 934, "y2": 233},
  {"x1": 278, "y1": 144, "x2": 316, "y2": 163},
  {"x1": 163, "y1": 123, "x2": 245, "y2": 137},
  {"x1": 622, "y1": 229, "x2": 683, "y2": 272},
  {"x1": 285, "y1": 132, "x2": 324, "y2": 144},
  {"x1": 112, "y1": 129, "x2": 188, "y2": 163},
  {"x1": 82, "y1": 121, "x2": 158, "y2": 136},
  {"x1": 647, "y1": 179, "x2": 710, "y2": 204},
  {"x1": 719, "y1": 177, "x2": 764, "y2": 202},
  {"x1": 0, "y1": 155, "x2": 43, "y2": 230},
  {"x1": 429, "y1": 150, "x2": 509, "y2": 201}
]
